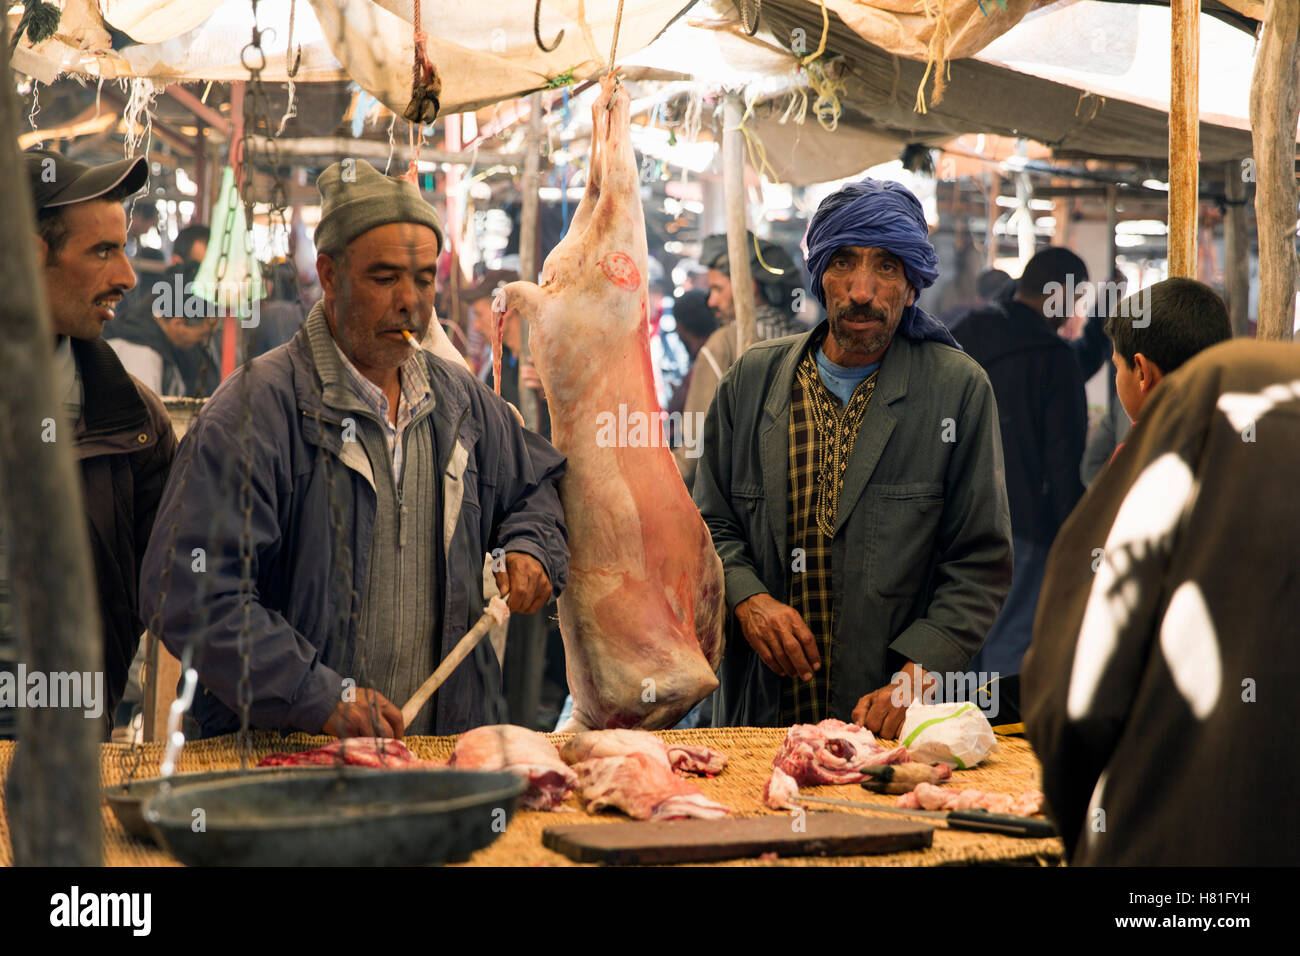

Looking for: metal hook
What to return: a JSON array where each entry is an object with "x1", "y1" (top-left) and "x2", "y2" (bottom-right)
[{"x1": 534, "y1": 0, "x2": 564, "y2": 52}]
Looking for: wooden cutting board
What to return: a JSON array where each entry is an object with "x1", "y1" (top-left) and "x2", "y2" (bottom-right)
[{"x1": 542, "y1": 813, "x2": 933, "y2": 864}]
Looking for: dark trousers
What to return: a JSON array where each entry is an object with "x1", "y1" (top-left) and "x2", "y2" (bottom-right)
[{"x1": 969, "y1": 535, "x2": 1050, "y2": 679}]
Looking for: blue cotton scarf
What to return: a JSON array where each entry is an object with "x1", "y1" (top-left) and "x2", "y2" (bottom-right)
[{"x1": 805, "y1": 178, "x2": 959, "y2": 350}]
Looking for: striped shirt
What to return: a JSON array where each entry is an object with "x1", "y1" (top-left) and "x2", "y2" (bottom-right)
[{"x1": 332, "y1": 343, "x2": 433, "y2": 484}]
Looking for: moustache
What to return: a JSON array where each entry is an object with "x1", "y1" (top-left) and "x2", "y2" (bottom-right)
[{"x1": 833, "y1": 304, "x2": 889, "y2": 323}]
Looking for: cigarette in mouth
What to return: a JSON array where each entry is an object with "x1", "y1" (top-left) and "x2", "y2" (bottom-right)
[{"x1": 401, "y1": 329, "x2": 419, "y2": 349}]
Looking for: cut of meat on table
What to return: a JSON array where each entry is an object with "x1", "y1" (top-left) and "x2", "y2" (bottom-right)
[
  {"x1": 449, "y1": 725, "x2": 578, "y2": 811},
  {"x1": 860, "y1": 762, "x2": 952, "y2": 794},
  {"x1": 559, "y1": 729, "x2": 728, "y2": 776},
  {"x1": 763, "y1": 767, "x2": 801, "y2": 811},
  {"x1": 258, "y1": 738, "x2": 430, "y2": 769},
  {"x1": 500, "y1": 74, "x2": 725, "y2": 732},
  {"x1": 772, "y1": 719, "x2": 910, "y2": 786},
  {"x1": 896, "y1": 782, "x2": 1045, "y2": 816},
  {"x1": 573, "y1": 753, "x2": 731, "y2": 821}
]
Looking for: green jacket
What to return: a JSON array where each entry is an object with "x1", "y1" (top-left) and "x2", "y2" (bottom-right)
[{"x1": 693, "y1": 327, "x2": 1013, "y2": 726}]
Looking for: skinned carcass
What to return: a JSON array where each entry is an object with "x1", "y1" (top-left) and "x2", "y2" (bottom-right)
[{"x1": 500, "y1": 75, "x2": 724, "y2": 731}]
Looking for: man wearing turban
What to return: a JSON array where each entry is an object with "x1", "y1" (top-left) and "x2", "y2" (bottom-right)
[{"x1": 693, "y1": 178, "x2": 1013, "y2": 734}]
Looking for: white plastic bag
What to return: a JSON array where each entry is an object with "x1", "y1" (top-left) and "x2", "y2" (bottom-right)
[{"x1": 900, "y1": 702, "x2": 998, "y2": 769}]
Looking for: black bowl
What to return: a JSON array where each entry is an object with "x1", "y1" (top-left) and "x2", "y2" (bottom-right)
[
  {"x1": 105, "y1": 769, "x2": 301, "y2": 844},
  {"x1": 142, "y1": 768, "x2": 525, "y2": 866}
]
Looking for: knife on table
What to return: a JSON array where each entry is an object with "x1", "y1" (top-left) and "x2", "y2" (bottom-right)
[{"x1": 795, "y1": 793, "x2": 1058, "y2": 838}]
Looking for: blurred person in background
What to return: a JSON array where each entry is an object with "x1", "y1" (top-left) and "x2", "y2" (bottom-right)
[
  {"x1": 676, "y1": 233, "x2": 808, "y2": 486},
  {"x1": 171, "y1": 224, "x2": 209, "y2": 267},
  {"x1": 107, "y1": 259, "x2": 221, "y2": 398},
  {"x1": 952, "y1": 247, "x2": 1089, "y2": 678},
  {"x1": 248, "y1": 261, "x2": 309, "y2": 359},
  {"x1": 665, "y1": 289, "x2": 718, "y2": 446}
]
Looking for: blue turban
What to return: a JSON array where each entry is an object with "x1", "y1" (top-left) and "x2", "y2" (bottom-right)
[{"x1": 805, "y1": 178, "x2": 958, "y2": 349}]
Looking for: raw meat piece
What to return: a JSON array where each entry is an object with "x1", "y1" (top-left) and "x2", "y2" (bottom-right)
[
  {"x1": 1011, "y1": 789, "x2": 1045, "y2": 816},
  {"x1": 257, "y1": 737, "x2": 428, "y2": 769},
  {"x1": 900, "y1": 782, "x2": 1045, "y2": 816},
  {"x1": 763, "y1": 767, "x2": 801, "y2": 811},
  {"x1": 666, "y1": 744, "x2": 728, "y2": 777},
  {"x1": 559, "y1": 730, "x2": 728, "y2": 777},
  {"x1": 561, "y1": 729, "x2": 671, "y2": 769},
  {"x1": 501, "y1": 75, "x2": 725, "y2": 731},
  {"x1": 860, "y1": 761, "x2": 953, "y2": 793},
  {"x1": 573, "y1": 753, "x2": 730, "y2": 821},
  {"x1": 772, "y1": 718, "x2": 911, "y2": 786},
  {"x1": 449, "y1": 725, "x2": 578, "y2": 811}
]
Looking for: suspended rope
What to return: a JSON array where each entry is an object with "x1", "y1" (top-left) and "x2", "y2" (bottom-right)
[{"x1": 402, "y1": 0, "x2": 441, "y2": 182}]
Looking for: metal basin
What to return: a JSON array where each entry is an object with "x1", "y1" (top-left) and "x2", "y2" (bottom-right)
[
  {"x1": 105, "y1": 769, "x2": 301, "y2": 844},
  {"x1": 142, "y1": 768, "x2": 526, "y2": 866}
]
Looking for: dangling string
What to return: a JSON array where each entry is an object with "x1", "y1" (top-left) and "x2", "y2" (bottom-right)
[{"x1": 404, "y1": 0, "x2": 430, "y2": 183}]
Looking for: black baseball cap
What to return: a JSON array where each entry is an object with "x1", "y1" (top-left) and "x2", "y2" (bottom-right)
[{"x1": 24, "y1": 148, "x2": 148, "y2": 212}]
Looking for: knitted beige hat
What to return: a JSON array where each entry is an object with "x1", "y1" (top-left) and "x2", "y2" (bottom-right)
[{"x1": 314, "y1": 159, "x2": 445, "y2": 257}]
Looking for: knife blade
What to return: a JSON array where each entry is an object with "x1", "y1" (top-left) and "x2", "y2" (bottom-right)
[{"x1": 796, "y1": 794, "x2": 1058, "y2": 839}]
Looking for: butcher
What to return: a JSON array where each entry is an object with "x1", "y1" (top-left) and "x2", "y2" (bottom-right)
[
  {"x1": 140, "y1": 159, "x2": 569, "y2": 738},
  {"x1": 693, "y1": 178, "x2": 1013, "y2": 737}
]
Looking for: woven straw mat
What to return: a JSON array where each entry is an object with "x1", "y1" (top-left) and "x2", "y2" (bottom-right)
[{"x1": 0, "y1": 727, "x2": 1063, "y2": 867}]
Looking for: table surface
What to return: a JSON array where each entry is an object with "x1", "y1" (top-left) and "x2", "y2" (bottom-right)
[{"x1": 0, "y1": 726, "x2": 1064, "y2": 867}]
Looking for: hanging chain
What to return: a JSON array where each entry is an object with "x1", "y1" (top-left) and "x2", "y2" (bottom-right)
[{"x1": 239, "y1": 0, "x2": 291, "y2": 255}]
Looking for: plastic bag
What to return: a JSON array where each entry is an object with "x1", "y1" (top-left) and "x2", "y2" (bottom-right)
[{"x1": 900, "y1": 702, "x2": 998, "y2": 769}]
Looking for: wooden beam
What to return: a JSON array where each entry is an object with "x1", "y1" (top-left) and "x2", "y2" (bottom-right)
[
  {"x1": 1249, "y1": 0, "x2": 1300, "y2": 340},
  {"x1": 1169, "y1": 0, "x2": 1201, "y2": 278},
  {"x1": 1223, "y1": 158, "x2": 1252, "y2": 336},
  {"x1": 723, "y1": 95, "x2": 757, "y2": 353},
  {"x1": 165, "y1": 84, "x2": 233, "y2": 137},
  {"x1": 246, "y1": 135, "x2": 523, "y2": 169},
  {"x1": 0, "y1": 18, "x2": 102, "y2": 866}
]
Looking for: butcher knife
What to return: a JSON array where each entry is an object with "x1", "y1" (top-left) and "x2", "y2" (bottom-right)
[{"x1": 795, "y1": 794, "x2": 1058, "y2": 838}]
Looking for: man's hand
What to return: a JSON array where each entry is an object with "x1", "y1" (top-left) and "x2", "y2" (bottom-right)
[
  {"x1": 322, "y1": 688, "x2": 404, "y2": 739},
  {"x1": 734, "y1": 593, "x2": 821, "y2": 681},
  {"x1": 493, "y1": 551, "x2": 552, "y2": 614},
  {"x1": 520, "y1": 362, "x2": 545, "y2": 398},
  {"x1": 851, "y1": 661, "x2": 934, "y2": 739}
]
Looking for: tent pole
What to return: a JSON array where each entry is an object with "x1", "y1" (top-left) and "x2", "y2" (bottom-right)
[
  {"x1": 1168, "y1": 0, "x2": 1200, "y2": 279},
  {"x1": 1105, "y1": 184, "x2": 1118, "y2": 281},
  {"x1": 1249, "y1": 0, "x2": 1300, "y2": 341},
  {"x1": 517, "y1": 92, "x2": 543, "y2": 434},
  {"x1": 1223, "y1": 159, "x2": 1252, "y2": 337},
  {"x1": 221, "y1": 82, "x2": 245, "y2": 380},
  {"x1": 723, "y1": 94, "x2": 757, "y2": 353},
  {"x1": 1, "y1": 20, "x2": 103, "y2": 866}
]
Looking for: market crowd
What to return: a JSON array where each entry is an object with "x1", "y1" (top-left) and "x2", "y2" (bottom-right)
[{"x1": 3, "y1": 146, "x2": 1296, "y2": 865}]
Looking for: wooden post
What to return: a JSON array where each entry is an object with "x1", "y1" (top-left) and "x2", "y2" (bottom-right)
[
  {"x1": 723, "y1": 95, "x2": 757, "y2": 353},
  {"x1": 517, "y1": 93, "x2": 543, "y2": 433},
  {"x1": 221, "y1": 82, "x2": 245, "y2": 380},
  {"x1": 1223, "y1": 159, "x2": 1252, "y2": 337},
  {"x1": 1, "y1": 22, "x2": 103, "y2": 865},
  {"x1": 1249, "y1": 0, "x2": 1300, "y2": 341},
  {"x1": 1169, "y1": 0, "x2": 1200, "y2": 278},
  {"x1": 1105, "y1": 184, "x2": 1118, "y2": 279}
]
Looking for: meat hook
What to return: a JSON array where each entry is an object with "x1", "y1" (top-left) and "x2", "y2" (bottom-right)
[{"x1": 534, "y1": 0, "x2": 564, "y2": 52}]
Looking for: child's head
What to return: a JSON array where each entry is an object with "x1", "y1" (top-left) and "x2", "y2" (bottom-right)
[{"x1": 1106, "y1": 278, "x2": 1232, "y2": 421}]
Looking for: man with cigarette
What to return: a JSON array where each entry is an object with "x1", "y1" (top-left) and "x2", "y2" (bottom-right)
[{"x1": 141, "y1": 159, "x2": 569, "y2": 738}]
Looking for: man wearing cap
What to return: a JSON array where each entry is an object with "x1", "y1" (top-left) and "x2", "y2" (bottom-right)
[
  {"x1": 693, "y1": 179, "x2": 1012, "y2": 734},
  {"x1": 140, "y1": 159, "x2": 569, "y2": 738},
  {"x1": 1, "y1": 150, "x2": 177, "y2": 740}
]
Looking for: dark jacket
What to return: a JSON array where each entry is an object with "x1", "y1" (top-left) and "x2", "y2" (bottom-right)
[
  {"x1": 1024, "y1": 339, "x2": 1300, "y2": 865},
  {"x1": 71, "y1": 337, "x2": 178, "y2": 731},
  {"x1": 953, "y1": 302, "x2": 1087, "y2": 546},
  {"x1": 139, "y1": 308, "x2": 569, "y2": 737},
  {"x1": 693, "y1": 326, "x2": 1013, "y2": 726}
]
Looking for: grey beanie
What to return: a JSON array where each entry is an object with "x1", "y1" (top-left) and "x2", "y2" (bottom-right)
[{"x1": 314, "y1": 159, "x2": 445, "y2": 256}]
